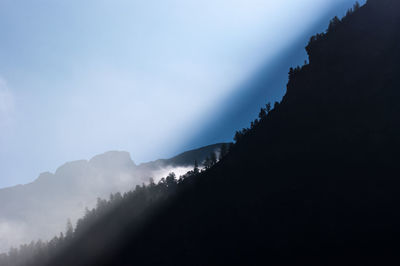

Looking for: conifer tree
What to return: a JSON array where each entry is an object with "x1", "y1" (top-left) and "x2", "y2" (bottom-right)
[
  {"x1": 193, "y1": 160, "x2": 200, "y2": 174},
  {"x1": 266, "y1": 102, "x2": 271, "y2": 113},
  {"x1": 65, "y1": 219, "x2": 74, "y2": 239}
]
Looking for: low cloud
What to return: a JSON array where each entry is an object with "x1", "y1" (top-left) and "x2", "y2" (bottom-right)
[
  {"x1": 0, "y1": 220, "x2": 28, "y2": 251},
  {"x1": 150, "y1": 166, "x2": 194, "y2": 183},
  {"x1": 0, "y1": 151, "x2": 198, "y2": 253}
]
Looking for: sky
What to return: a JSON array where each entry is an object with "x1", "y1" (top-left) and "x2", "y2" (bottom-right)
[{"x1": 0, "y1": 0, "x2": 364, "y2": 188}]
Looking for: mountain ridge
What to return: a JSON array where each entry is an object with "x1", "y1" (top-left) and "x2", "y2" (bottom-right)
[{"x1": 1, "y1": 143, "x2": 227, "y2": 191}]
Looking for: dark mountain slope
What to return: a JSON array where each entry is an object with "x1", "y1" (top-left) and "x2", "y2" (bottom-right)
[{"x1": 47, "y1": 1, "x2": 400, "y2": 265}]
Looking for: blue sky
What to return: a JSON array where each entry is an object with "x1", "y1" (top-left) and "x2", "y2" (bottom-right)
[{"x1": 0, "y1": 0, "x2": 363, "y2": 188}]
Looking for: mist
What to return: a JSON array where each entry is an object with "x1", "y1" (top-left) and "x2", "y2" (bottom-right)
[{"x1": 0, "y1": 150, "x2": 206, "y2": 253}]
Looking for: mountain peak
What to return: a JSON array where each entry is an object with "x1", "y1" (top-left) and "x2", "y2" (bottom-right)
[
  {"x1": 89, "y1": 151, "x2": 136, "y2": 169},
  {"x1": 35, "y1": 172, "x2": 54, "y2": 183},
  {"x1": 54, "y1": 160, "x2": 89, "y2": 177}
]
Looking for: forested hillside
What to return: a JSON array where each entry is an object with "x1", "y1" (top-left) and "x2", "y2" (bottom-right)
[{"x1": 3, "y1": 0, "x2": 400, "y2": 265}]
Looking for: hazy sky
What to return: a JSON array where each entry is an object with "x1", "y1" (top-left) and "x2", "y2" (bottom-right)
[{"x1": 0, "y1": 0, "x2": 363, "y2": 188}]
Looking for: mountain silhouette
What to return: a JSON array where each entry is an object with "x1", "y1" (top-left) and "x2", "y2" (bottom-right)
[{"x1": 3, "y1": 0, "x2": 400, "y2": 265}]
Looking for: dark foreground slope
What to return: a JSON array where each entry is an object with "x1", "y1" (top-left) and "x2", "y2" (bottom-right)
[{"x1": 49, "y1": 1, "x2": 400, "y2": 265}]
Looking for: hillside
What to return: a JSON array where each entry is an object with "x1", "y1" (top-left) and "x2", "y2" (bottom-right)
[{"x1": 4, "y1": 0, "x2": 400, "y2": 265}]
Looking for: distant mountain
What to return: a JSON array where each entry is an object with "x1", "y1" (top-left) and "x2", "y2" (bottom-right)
[
  {"x1": 0, "y1": 143, "x2": 227, "y2": 253},
  {"x1": 32, "y1": 1, "x2": 400, "y2": 265}
]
